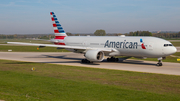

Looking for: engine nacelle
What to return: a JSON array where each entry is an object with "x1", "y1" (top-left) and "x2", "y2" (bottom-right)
[{"x1": 85, "y1": 50, "x2": 104, "y2": 62}]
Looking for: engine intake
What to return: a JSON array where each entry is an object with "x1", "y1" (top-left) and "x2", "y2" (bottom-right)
[{"x1": 85, "y1": 50, "x2": 104, "y2": 62}]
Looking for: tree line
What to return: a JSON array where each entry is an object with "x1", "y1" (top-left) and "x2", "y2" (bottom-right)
[
  {"x1": 127, "y1": 31, "x2": 180, "y2": 38},
  {"x1": 93, "y1": 29, "x2": 180, "y2": 38}
]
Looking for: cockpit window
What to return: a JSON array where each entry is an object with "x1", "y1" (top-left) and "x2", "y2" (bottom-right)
[
  {"x1": 169, "y1": 44, "x2": 173, "y2": 46},
  {"x1": 164, "y1": 44, "x2": 173, "y2": 47},
  {"x1": 164, "y1": 44, "x2": 168, "y2": 47}
]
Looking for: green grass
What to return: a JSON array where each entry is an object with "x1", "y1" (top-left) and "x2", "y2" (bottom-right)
[
  {"x1": 0, "y1": 59, "x2": 180, "y2": 100},
  {"x1": 0, "y1": 39, "x2": 69, "y2": 52},
  {"x1": 0, "y1": 39, "x2": 51, "y2": 44},
  {"x1": 0, "y1": 45, "x2": 69, "y2": 52},
  {"x1": 174, "y1": 52, "x2": 180, "y2": 56},
  {"x1": 171, "y1": 42, "x2": 180, "y2": 46}
]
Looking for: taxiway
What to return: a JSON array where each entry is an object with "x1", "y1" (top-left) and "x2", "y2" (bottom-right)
[{"x1": 0, "y1": 52, "x2": 180, "y2": 76}]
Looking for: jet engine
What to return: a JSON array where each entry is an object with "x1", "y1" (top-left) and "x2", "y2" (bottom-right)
[{"x1": 85, "y1": 50, "x2": 104, "y2": 62}]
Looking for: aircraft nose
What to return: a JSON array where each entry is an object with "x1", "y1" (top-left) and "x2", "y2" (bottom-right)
[
  {"x1": 163, "y1": 46, "x2": 177, "y2": 55},
  {"x1": 169, "y1": 47, "x2": 177, "y2": 55},
  {"x1": 173, "y1": 47, "x2": 177, "y2": 54}
]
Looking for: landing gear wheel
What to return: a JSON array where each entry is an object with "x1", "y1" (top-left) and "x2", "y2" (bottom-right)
[
  {"x1": 81, "y1": 59, "x2": 84, "y2": 63},
  {"x1": 157, "y1": 63, "x2": 162, "y2": 66},
  {"x1": 107, "y1": 58, "x2": 109, "y2": 62},
  {"x1": 81, "y1": 59, "x2": 91, "y2": 64},
  {"x1": 115, "y1": 58, "x2": 119, "y2": 62},
  {"x1": 107, "y1": 57, "x2": 119, "y2": 62},
  {"x1": 157, "y1": 58, "x2": 163, "y2": 66}
]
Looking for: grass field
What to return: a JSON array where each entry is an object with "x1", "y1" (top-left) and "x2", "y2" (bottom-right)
[
  {"x1": 0, "y1": 59, "x2": 180, "y2": 101},
  {"x1": 0, "y1": 39, "x2": 68, "y2": 52},
  {"x1": 0, "y1": 39, "x2": 52, "y2": 44},
  {"x1": 174, "y1": 52, "x2": 180, "y2": 56},
  {"x1": 171, "y1": 42, "x2": 180, "y2": 46},
  {"x1": 0, "y1": 45, "x2": 69, "y2": 52}
]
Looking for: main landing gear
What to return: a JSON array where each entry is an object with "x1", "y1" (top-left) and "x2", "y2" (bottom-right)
[
  {"x1": 157, "y1": 57, "x2": 163, "y2": 66},
  {"x1": 81, "y1": 59, "x2": 92, "y2": 64},
  {"x1": 107, "y1": 57, "x2": 119, "y2": 62}
]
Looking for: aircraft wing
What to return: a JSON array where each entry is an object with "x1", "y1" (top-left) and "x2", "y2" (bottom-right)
[{"x1": 7, "y1": 42, "x2": 116, "y2": 52}]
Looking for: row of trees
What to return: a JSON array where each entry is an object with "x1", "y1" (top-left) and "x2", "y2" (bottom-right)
[
  {"x1": 0, "y1": 34, "x2": 19, "y2": 39},
  {"x1": 93, "y1": 30, "x2": 152, "y2": 36},
  {"x1": 128, "y1": 31, "x2": 152, "y2": 36},
  {"x1": 153, "y1": 32, "x2": 180, "y2": 38},
  {"x1": 93, "y1": 29, "x2": 180, "y2": 38},
  {"x1": 94, "y1": 30, "x2": 106, "y2": 36}
]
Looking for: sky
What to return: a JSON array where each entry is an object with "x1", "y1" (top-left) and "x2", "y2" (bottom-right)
[{"x1": 0, "y1": 0, "x2": 180, "y2": 34}]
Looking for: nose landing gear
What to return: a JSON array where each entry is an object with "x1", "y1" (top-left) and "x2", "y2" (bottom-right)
[
  {"x1": 157, "y1": 57, "x2": 163, "y2": 66},
  {"x1": 157, "y1": 60, "x2": 162, "y2": 66}
]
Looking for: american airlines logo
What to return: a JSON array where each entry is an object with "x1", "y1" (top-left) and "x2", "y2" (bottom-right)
[{"x1": 104, "y1": 40, "x2": 138, "y2": 49}]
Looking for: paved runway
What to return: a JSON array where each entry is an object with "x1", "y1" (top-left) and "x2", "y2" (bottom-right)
[{"x1": 0, "y1": 52, "x2": 180, "y2": 76}]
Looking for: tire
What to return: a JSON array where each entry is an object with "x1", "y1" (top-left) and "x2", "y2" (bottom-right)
[
  {"x1": 115, "y1": 58, "x2": 119, "y2": 62},
  {"x1": 157, "y1": 63, "x2": 163, "y2": 66},
  {"x1": 81, "y1": 59, "x2": 85, "y2": 63},
  {"x1": 107, "y1": 58, "x2": 110, "y2": 62}
]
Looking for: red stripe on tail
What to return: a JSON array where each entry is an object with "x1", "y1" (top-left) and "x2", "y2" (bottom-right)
[
  {"x1": 54, "y1": 30, "x2": 59, "y2": 33},
  {"x1": 53, "y1": 24, "x2": 57, "y2": 27},
  {"x1": 51, "y1": 17, "x2": 55, "y2": 21},
  {"x1": 55, "y1": 36, "x2": 66, "y2": 39}
]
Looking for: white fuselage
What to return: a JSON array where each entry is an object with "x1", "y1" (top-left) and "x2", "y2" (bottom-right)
[{"x1": 63, "y1": 36, "x2": 177, "y2": 58}]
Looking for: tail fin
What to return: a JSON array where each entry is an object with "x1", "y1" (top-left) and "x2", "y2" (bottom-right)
[{"x1": 50, "y1": 12, "x2": 67, "y2": 39}]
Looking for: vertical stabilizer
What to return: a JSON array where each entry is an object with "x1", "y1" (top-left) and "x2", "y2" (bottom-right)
[{"x1": 50, "y1": 12, "x2": 67, "y2": 40}]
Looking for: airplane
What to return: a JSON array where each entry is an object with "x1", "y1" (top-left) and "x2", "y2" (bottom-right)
[{"x1": 8, "y1": 12, "x2": 177, "y2": 66}]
